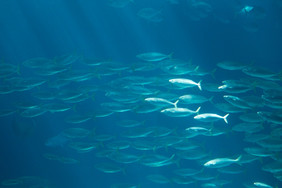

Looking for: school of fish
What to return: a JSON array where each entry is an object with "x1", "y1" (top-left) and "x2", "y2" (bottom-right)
[{"x1": 0, "y1": 50, "x2": 281, "y2": 188}]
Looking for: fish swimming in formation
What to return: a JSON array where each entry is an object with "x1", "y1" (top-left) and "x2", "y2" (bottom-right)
[
  {"x1": 145, "y1": 97, "x2": 179, "y2": 108},
  {"x1": 45, "y1": 133, "x2": 70, "y2": 147},
  {"x1": 2, "y1": 47, "x2": 282, "y2": 187},
  {"x1": 161, "y1": 107, "x2": 201, "y2": 117},
  {"x1": 194, "y1": 113, "x2": 229, "y2": 124},
  {"x1": 169, "y1": 78, "x2": 202, "y2": 90},
  {"x1": 240, "y1": 6, "x2": 254, "y2": 14},
  {"x1": 216, "y1": 61, "x2": 248, "y2": 70},
  {"x1": 179, "y1": 94, "x2": 213, "y2": 104},
  {"x1": 136, "y1": 52, "x2": 172, "y2": 62},
  {"x1": 242, "y1": 66, "x2": 279, "y2": 79},
  {"x1": 204, "y1": 155, "x2": 242, "y2": 168},
  {"x1": 223, "y1": 95, "x2": 252, "y2": 109},
  {"x1": 253, "y1": 182, "x2": 274, "y2": 188},
  {"x1": 137, "y1": 8, "x2": 163, "y2": 22}
]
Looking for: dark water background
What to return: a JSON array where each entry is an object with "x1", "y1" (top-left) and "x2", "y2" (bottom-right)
[{"x1": 0, "y1": 0, "x2": 282, "y2": 187}]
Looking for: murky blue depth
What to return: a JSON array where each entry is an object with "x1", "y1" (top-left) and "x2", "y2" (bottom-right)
[{"x1": 0, "y1": 0, "x2": 282, "y2": 188}]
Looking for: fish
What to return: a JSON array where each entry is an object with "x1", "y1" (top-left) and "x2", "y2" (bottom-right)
[
  {"x1": 161, "y1": 107, "x2": 201, "y2": 117},
  {"x1": 3, "y1": 44, "x2": 282, "y2": 188},
  {"x1": 57, "y1": 89, "x2": 83, "y2": 101},
  {"x1": 194, "y1": 113, "x2": 229, "y2": 124},
  {"x1": 42, "y1": 103, "x2": 72, "y2": 113},
  {"x1": 262, "y1": 161, "x2": 282, "y2": 174},
  {"x1": 62, "y1": 128, "x2": 90, "y2": 139},
  {"x1": 146, "y1": 174, "x2": 170, "y2": 184},
  {"x1": 0, "y1": 63, "x2": 20, "y2": 78},
  {"x1": 106, "y1": 140, "x2": 131, "y2": 150},
  {"x1": 121, "y1": 127, "x2": 154, "y2": 138},
  {"x1": 137, "y1": 8, "x2": 163, "y2": 22},
  {"x1": 116, "y1": 119, "x2": 144, "y2": 128},
  {"x1": 20, "y1": 107, "x2": 47, "y2": 118},
  {"x1": 136, "y1": 52, "x2": 172, "y2": 62},
  {"x1": 244, "y1": 147, "x2": 273, "y2": 157},
  {"x1": 45, "y1": 133, "x2": 69, "y2": 147},
  {"x1": 239, "y1": 113, "x2": 263, "y2": 123},
  {"x1": 132, "y1": 140, "x2": 160, "y2": 151},
  {"x1": 65, "y1": 114, "x2": 93, "y2": 124},
  {"x1": 149, "y1": 126, "x2": 173, "y2": 137},
  {"x1": 217, "y1": 165, "x2": 243, "y2": 174},
  {"x1": 240, "y1": 6, "x2": 254, "y2": 14},
  {"x1": 68, "y1": 141, "x2": 98, "y2": 153},
  {"x1": 253, "y1": 182, "x2": 274, "y2": 188},
  {"x1": 169, "y1": 78, "x2": 202, "y2": 90},
  {"x1": 140, "y1": 154, "x2": 176, "y2": 167},
  {"x1": 223, "y1": 95, "x2": 252, "y2": 109},
  {"x1": 242, "y1": 66, "x2": 279, "y2": 79},
  {"x1": 95, "y1": 162, "x2": 124, "y2": 173},
  {"x1": 157, "y1": 136, "x2": 183, "y2": 147},
  {"x1": 22, "y1": 57, "x2": 53, "y2": 68},
  {"x1": 172, "y1": 176, "x2": 195, "y2": 185},
  {"x1": 179, "y1": 94, "x2": 213, "y2": 104},
  {"x1": 232, "y1": 123, "x2": 263, "y2": 134},
  {"x1": 160, "y1": 59, "x2": 198, "y2": 75},
  {"x1": 185, "y1": 127, "x2": 211, "y2": 136},
  {"x1": 262, "y1": 89, "x2": 282, "y2": 104},
  {"x1": 59, "y1": 156, "x2": 79, "y2": 164},
  {"x1": 108, "y1": 151, "x2": 141, "y2": 164},
  {"x1": 177, "y1": 148, "x2": 208, "y2": 160},
  {"x1": 214, "y1": 102, "x2": 246, "y2": 113},
  {"x1": 257, "y1": 111, "x2": 282, "y2": 125},
  {"x1": 145, "y1": 97, "x2": 179, "y2": 108},
  {"x1": 173, "y1": 168, "x2": 202, "y2": 177},
  {"x1": 204, "y1": 155, "x2": 242, "y2": 168},
  {"x1": 218, "y1": 80, "x2": 254, "y2": 93},
  {"x1": 94, "y1": 134, "x2": 114, "y2": 142},
  {"x1": 0, "y1": 109, "x2": 17, "y2": 117},
  {"x1": 187, "y1": 1, "x2": 213, "y2": 21},
  {"x1": 216, "y1": 61, "x2": 248, "y2": 70},
  {"x1": 189, "y1": 67, "x2": 217, "y2": 77}
]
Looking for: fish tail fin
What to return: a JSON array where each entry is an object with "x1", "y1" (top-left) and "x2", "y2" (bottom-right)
[
  {"x1": 194, "y1": 65, "x2": 200, "y2": 72},
  {"x1": 208, "y1": 127, "x2": 213, "y2": 136},
  {"x1": 168, "y1": 52, "x2": 174, "y2": 59},
  {"x1": 153, "y1": 146, "x2": 158, "y2": 152},
  {"x1": 209, "y1": 96, "x2": 215, "y2": 104},
  {"x1": 236, "y1": 155, "x2": 242, "y2": 162},
  {"x1": 211, "y1": 68, "x2": 217, "y2": 79},
  {"x1": 223, "y1": 114, "x2": 229, "y2": 124},
  {"x1": 173, "y1": 100, "x2": 179, "y2": 108},
  {"x1": 174, "y1": 157, "x2": 181, "y2": 168},
  {"x1": 195, "y1": 106, "x2": 201, "y2": 114},
  {"x1": 72, "y1": 104, "x2": 78, "y2": 112},
  {"x1": 197, "y1": 80, "x2": 202, "y2": 91}
]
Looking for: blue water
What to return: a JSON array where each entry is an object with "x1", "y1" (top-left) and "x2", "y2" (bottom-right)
[{"x1": 0, "y1": 0, "x2": 282, "y2": 188}]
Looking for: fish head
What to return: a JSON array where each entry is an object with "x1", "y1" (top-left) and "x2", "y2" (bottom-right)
[
  {"x1": 169, "y1": 79, "x2": 175, "y2": 83},
  {"x1": 204, "y1": 160, "x2": 216, "y2": 167},
  {"x1": 243, "y1": 6, "x2": 254, "y2": 13},
  {"x1": 160, "y1": 109, "x2": 167, "y2": 113},
  {"x1": 218, "y1": 85, "x2": 228, "y2": 90}
]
